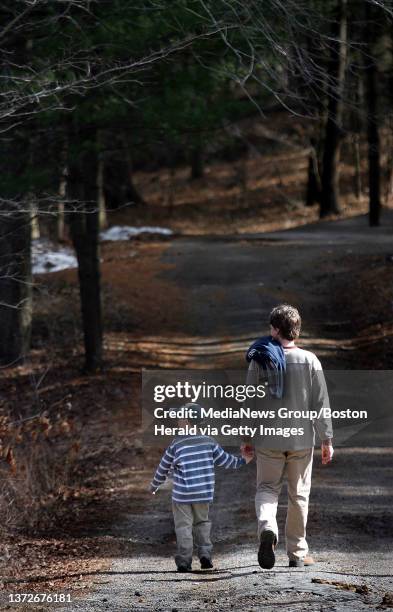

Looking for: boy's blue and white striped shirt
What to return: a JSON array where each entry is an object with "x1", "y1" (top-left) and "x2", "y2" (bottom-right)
[{"x1": 151, "y1": 435, "x2": 245, "y2": 503}]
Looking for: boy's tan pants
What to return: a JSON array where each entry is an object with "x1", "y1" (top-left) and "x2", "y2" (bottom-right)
[
  {"x1": 172, "y1": 502, "x2": 212, "y2": 567},
  {"x1": 255, "y1": 448, "x2": 314, "y2": 561}
]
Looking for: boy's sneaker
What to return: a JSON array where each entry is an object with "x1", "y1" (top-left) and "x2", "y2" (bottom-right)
[
  {"x1": 289, "y1": 559, "x2": 304, "y2": 568},
  {"x1": 177, "y1": 563, "x2": 192, "y2": 573},
  {"x1": 200, "y1": 557, "x2": 213, "y2": 570},
  {"x1": 258, "y1": 529, "x2": 277, "y2": 569}
]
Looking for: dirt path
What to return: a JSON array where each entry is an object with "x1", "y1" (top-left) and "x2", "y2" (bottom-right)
[
  {"x1": 63, "y1": 448, "x2": 393, "y2": 611},
  {"x1": 55, "y1": 213, "x2": 393, "y2": 610}
]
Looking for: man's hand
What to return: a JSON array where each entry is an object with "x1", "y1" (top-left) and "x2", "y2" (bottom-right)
[
  {"x1": 321, "y1": 439, "x2": 334, "y2": 465},
  {"x1": 241, "y1": 443, "x2": 255, "y2": 463}
]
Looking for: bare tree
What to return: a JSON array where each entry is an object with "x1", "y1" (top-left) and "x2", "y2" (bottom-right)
[
  {"x1": 66, "y1": 122, "x2": 102, "y2": 373},
  {"x1": 0, "y1": 202, "x2": 32, "y2": 366},
  {"x1": 320, "y1": 0, "x2": 348, "y2": 217},
  {"x1": 365, "y1": 2, "x2": 381, "y2": 226}
]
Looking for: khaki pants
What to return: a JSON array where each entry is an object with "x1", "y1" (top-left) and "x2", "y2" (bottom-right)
[
  {"x1": 172, "y1": 502, "x2": 212, "y2": 567},
  {"x1": 255, "y1": 448, "x2": 314, "y2": 561}
]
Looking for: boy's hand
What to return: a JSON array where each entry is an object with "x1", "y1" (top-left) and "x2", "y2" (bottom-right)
[{"x1": 240, "y1": 443, "x2": 254, "y2": 463}]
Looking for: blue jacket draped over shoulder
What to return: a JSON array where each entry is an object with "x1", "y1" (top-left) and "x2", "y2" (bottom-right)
[{"x1": 246, "y1": 335, "x2": 286, "y2": 399}]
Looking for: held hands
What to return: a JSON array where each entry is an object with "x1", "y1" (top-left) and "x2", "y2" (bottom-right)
[
  {"x1": 321, "y1": 439, "x2": 334, "y2": 465},
  {"x1": 240, "y1": 443, "x2": 255, "y2": 464}
]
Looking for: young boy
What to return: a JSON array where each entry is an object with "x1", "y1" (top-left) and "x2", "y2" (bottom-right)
[{"x1": 150, "y1": 403, "x2": 253, "y2": 572}]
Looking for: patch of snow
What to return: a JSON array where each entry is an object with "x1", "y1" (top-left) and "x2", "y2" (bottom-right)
[
  {"x1": 32, "y1": 239, "x2": 78, "y2": 275},
  {"x1": 100, "y1": 225, "x2": 173, "y2": 241},
  {"x1": 32, "y1": 225, "x2": 174, "y2": 275}
]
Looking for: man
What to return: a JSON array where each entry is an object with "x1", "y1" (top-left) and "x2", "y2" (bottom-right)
[{"x1": 244, "y1": 304, "x2": 333, "y2": 569}]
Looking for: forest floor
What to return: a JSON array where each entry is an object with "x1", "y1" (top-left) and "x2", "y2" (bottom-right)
[{"x1": 1, "y1": 128, "x2": 393, "y2": 610}]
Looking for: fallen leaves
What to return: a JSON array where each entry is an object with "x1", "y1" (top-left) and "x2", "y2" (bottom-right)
[
  {"x1": 0, "y1": 369, "x2": 143, "y2": 599},
  {"x1": 0, "y1": 536, "x2": 112, "y2": 594},
  {"x1": 378, "y1": 592, "x2": 393, "y2": 609},
  {"x1": 311, "y1": 577, "x2": 371, "y2": 594}
]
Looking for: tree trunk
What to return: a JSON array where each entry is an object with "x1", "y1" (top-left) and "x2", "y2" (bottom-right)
[
  {"x1": 190, "y1": 144, "x2": 204, "y2": 180},
  {"x1": 236, "y1": 153, "x2": 248, "y2": 206},
  {"x1": 350, "y1": 67, "x2": 365, "y2": 201},
  {"x1": 320, "y1": 0, "x2": 348, "y2": 217},
  {"x1": 385, "y1": 125, "x2": 393, "y2": 203},
  {"x1": 57, "y1": 139, "x2": 68, "y2": 242},
  {"x1": 0, "y1": 204, "x2": 32, "y2": 366},
  {"x1": 352, "y1": 134, "x2": 362, "y2": 200},
  {"x1": 57, "y1": 200, "x2": 65, "y2": 242},
  {"x1": 306, "y1": 140, "x2": 322, "y2": 206},
  {"x1": 103, "y1": 143, "x2": 145, "y2": 209},
  {"x1": 31, "y1": 200, "x2": 40, "y2": 240},
  {"x1": 302, "y1": 30, "x2": 325, "y2": 208},
  {"x1": 97, "y1": 158, "x2": 108, "y2": 229},
  {"x1": 66, "y1": 125, "x2": 102, "y2": 373},
  {"x1": 365, "y1": 4, "x2": 381, "y2": 227},
  {"x1": 167, "y1": 150, "x2": 176, "y2": 208}
]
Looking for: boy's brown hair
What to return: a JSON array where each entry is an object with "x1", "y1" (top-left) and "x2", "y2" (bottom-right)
[{"x1": 269, "y1": 304, "x2": 301, "y2": 341}]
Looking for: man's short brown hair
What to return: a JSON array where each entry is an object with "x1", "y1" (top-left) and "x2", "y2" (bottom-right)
[{"x1": 269, "y1": 304, "x2": 301, "y2": 340}]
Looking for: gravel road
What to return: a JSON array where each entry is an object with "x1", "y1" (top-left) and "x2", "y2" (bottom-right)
[{"x1": 64, "y1": 446, "x2": 393, "y2": 611}]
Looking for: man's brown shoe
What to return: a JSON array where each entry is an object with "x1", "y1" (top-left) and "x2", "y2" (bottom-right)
[
  {"x1": 304, "y1": 556, "x2": 315, "y2": 566},
  {"x1": 289, "y1": 556, "x2": 315, "y2": 568}
]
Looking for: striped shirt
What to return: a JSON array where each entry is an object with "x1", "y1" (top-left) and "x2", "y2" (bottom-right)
[{"x1": 151, "y1": 435, "x2": 246, "y2": 503}]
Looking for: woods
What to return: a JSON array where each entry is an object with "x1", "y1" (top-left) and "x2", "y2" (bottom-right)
[{"x1": 0, "y1": 1, "x2": 392, "y2": 369}]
